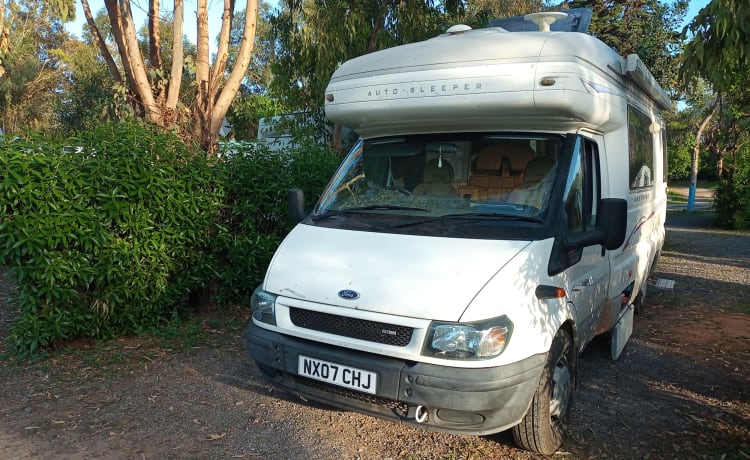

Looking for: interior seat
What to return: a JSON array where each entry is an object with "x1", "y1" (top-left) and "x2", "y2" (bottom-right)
[
  {"x1": 413, "y1": 159, "x2": 458, "y2": 196},
  {"x1": 461, "y1": 146, "x2": 515, "y2": 201},
  {"x1": 506, "y1": 156, "x2": 556, "y2": 210}
]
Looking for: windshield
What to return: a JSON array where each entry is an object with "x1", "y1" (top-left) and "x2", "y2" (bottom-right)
[{"x1": 314, "y1": 133, "x2": 563, "y2": 232}]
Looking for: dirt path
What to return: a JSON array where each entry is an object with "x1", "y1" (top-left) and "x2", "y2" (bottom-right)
[{"x1": 1, "y1": 212, "x2": 748, "y2": 459}]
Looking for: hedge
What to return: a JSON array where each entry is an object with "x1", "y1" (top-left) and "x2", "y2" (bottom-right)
[{"x1": 0, "y1": 123, "x2": 341, "y2": 354}]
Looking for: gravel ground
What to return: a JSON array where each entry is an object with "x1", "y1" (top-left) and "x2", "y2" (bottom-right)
[{"x1": 0, "y1": 210, "x2": 748, "y2": 459}]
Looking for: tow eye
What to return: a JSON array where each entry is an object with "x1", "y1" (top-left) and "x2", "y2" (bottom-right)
[{"x1": 415, "y1": 405, "x2": 429, "y2": 423}]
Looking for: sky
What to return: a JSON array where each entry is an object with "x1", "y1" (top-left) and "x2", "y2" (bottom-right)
[{"x1": 65, "y1": 0, "x2": 711, "y2": 43}]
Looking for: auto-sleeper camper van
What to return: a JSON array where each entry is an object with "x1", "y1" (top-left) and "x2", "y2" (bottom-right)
[{"x1": 246, "y1": 9, "x2": 669, "y2": 454}]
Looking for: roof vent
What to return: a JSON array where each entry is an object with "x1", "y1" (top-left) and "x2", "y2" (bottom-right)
[
  {"x1": 524, "y1": 12, "x2": 568, "y2": 32},
  {"x1": 446, "y1": 24, "x2": 472, "y2": 35}
]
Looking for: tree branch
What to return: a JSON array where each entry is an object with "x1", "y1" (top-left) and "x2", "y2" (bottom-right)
[
  {"x1": 165, "y1": 0, "x2": 183, "y2": 110},
  {"x1": 82, "y1": 0, "x2": 122, "y2": 83}
]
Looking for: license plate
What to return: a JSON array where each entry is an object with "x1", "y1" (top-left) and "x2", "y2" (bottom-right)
[{"x1": 298, "y1": 355, "x2": 377, "y2": 395}]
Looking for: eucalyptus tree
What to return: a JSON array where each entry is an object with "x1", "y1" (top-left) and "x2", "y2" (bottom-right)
[
  {"x1": 0, "y1": 0, "x2": 76, "y2": 133},
  {"x1": 565, "y1": 0, "x2": 687, "y2": 91},
  {"x1": 681, "y1": 0, "x2": 750, "y2": 215},
  {"x1": 267, "y1": 0, "x2": 466, "y2": 111},
  {"x1": 81, "y1": 0, "x2": 261, "y2": 151},
  {"x1": 466, "y1": 0, "x2": 544, "y2": 19}
]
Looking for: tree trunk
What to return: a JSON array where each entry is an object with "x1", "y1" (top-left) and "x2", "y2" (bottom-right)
[
  {"x1": 105, "y1": 0, "x2": 143, "y2": 102},
  {"x1": 210, "y1": 0, "x2": 235, "y2": 102},
  {"x1": 149, "y1": 0, "x2": 163, "y2": 71},
  {"x1": 689, "y1": 96, "x2": 719, "y2": 210},
  {"x1": 119, "y1": 0, "x2": 163, "y2": 126},
  {"x1": 165, "y1": 0, "x2": 183, "y2": 110},
  {"x1": 194, "y1": 0, "x2": 211, "y2": 140},
  {"x1": 206, "y1": 0, "x2": 258, "y2": 149},
  {"x1": 0, "y1": 0, "x2": 6, "y2": 78},
  {"x1": 83, "y1": 0, "x2": 122, "y2": 83}
]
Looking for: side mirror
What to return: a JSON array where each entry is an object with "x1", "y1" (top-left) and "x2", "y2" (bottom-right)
[
  {"x1": 566, "y1": 198, "x2": 627, "y2": 250},
  {"x1": 288, "y1": 188, "x2": 306, "y2": 223}
]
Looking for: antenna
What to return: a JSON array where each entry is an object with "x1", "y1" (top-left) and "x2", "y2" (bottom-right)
[{"x1": 523, "y1": 12, "x2": 569, "y2": 32}]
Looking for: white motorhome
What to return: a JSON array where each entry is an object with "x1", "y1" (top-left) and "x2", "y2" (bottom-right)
[{"x1": 247, "y1": 9, "x2": 668, "y2": 454}]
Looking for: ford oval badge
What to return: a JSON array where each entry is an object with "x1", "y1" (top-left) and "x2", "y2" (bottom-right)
[{"x1": 338, "y1": 289, "x2": 360, "y2": 300}]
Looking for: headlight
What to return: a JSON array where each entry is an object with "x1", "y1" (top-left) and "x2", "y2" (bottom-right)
[
  {"x1": 422, "y1": 316, "x2": 513, "y2": 360},
  {"x1": 251, "y1": 287, "x2": 277, "y2": 325}
]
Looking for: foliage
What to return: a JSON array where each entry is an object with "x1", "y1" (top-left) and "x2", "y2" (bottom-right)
[
  {"x1": 466, "y1": 0, "x2": 544, "y2": 18},
  {"x1": 714, "y1": 150, "x2": 750, "y2": 229},
  {"x1": 680, "y1": 0, "x2": 750, "y2": 93},
  {"x1": 0, "y1": 122, "x2": 342, "y2": 353},
  {"x1": 565, "y1": 0, "x2": 687, "y2": 91},
  {"x1": 0, "y1": 122, "x2": 222, "y2": 354},
  {"x1": 229, "y1": 1, "x2": 275, "y2": 90},
  {"x1": 267, "y1": 0, "x2": 464, "y2": 109},
  {"x1": 0, "y1": 0, "x2": 74, "y2": 133},
  {"x1": 679, "y1": 0, "x2": 750, "y2": 222},
  {"x1": 667, "y1": 137, "x2": 692, "y2": 180},
  {"x1": 54, "y1": 38, "x2": 115, "y2": 133},
  {"x1": 227, "y1": 92, "x2": 286, "y2": 140},
  {"x1": 76, "y1": 0, "x2": 260, "y2": 151},
  {"x1": 214, "y1": 139, "x2": 341, "y2": 306}
]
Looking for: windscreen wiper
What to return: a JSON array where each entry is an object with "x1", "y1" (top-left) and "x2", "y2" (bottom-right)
[
  {"x1": 389, "y1": 212, "x2": 544, "y2": 228},
  {"x1": 311, "y1": 205, "x2": 429, "y2": 221}
]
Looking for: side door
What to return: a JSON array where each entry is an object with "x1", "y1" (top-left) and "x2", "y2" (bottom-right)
[{"x1": 560, "y1": 136, "x2": 610, "y2": 347}]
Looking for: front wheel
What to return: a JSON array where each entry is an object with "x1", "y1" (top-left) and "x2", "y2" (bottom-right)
[{"x1": 512, "y1": 328, "x2": 576, "y2": 455}]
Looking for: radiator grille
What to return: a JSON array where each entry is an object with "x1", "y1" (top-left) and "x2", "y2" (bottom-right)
[{"x1": 289, "y1": 308, "x2": 413, "y2": 346}]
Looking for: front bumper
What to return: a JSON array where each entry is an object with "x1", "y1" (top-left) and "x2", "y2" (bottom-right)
[{"x1": 247, "y1": 321, "x2": 546, "y2": 435}]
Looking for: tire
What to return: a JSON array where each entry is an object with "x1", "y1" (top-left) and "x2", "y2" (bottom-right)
[{"x1": 512, "y1": 328, "x2": 576, "y2": 455}]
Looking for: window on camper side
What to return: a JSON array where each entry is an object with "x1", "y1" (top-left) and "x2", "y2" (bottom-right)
[
  {"x1": 563, "y1": 138, "x2": 600, "y2": 234},
  {"x1": 627, "y1": 106, "x2": 655, "y2": 190}
]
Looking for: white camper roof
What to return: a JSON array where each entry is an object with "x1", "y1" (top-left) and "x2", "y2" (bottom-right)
[{"x1": 325, "y1": 14, "x2": 670, "y2": 138}]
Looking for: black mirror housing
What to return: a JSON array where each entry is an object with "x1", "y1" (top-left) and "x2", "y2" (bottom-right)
[
  {"x1": 565, "y1": 198, "x2": 627, "y2": 250},
  {"x1": 598, "y1": 198, "x2": 627, "y2": 250},
  {"x1": 288, "y1": 188, "x2": 307, "y2": 223}
]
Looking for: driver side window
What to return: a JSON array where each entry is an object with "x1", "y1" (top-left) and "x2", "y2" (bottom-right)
[{"x1": 564, "y1": 138, "x2": 600, "y2": 234}]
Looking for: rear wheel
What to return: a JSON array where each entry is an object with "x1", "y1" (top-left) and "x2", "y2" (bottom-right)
[{"x1": 512, "y1": 328, "x2": 576, "y2": 455}]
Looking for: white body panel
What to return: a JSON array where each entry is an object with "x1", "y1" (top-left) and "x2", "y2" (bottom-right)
[{"x1": 263, "y1": 225, "x2": 567, "y2": 366}]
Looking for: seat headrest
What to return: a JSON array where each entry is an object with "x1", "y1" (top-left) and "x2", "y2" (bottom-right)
[
  {"x1": 475, "y1": 146, "x2": 503, "y2": 171},
  {"x1": 523, "y1": 156, "x2": 555, "y2": 183},
  {"x1": 422, "y1": 159, "x2": 453, "y2": 183}
]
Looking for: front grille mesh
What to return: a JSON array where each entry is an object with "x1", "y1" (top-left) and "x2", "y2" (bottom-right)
[
  {"x1": 289, "y1": 307, "x2": 413, "y2": 346},
  {"x1": 295, "y1": 376, "x2": 409, "y2": 417}
]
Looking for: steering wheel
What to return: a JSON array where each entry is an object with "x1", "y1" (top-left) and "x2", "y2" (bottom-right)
[{"x1": 385, "y1": 185, "x2": 413, "y2": 197}]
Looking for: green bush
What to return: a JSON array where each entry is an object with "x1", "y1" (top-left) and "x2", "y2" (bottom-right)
[
  {"x1": 0, "y1": 122, "x2": 342, "y2": 354},
  {"x1": 667, "y1": 139, "x2": 692, "y2": 181},
  {"x1": 0, "y1": 123, "x2": 222, "y2": 353},
  {"x1": 214, "y1": 140, "x2": 341, "y2": 306},
  {"x1": 714, "y1": 161, "x2": 750, "y2": 229}
]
